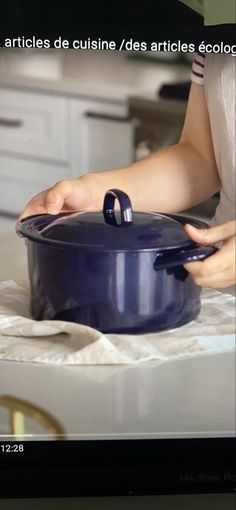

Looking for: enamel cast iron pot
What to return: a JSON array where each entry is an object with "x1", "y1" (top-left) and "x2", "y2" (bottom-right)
[{"x1": 17, "y1": 189, "x2": 217, "y2": 334}]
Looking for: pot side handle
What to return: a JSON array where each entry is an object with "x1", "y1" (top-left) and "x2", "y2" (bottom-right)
[{"x1": 153, "y1": 245, "x2": 218, "y2": 271}]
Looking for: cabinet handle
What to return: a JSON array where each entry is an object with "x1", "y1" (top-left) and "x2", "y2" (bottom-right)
[
  {"x1": 84, "y1": 112, "x2": 131, "y2": 123},
  {"x1": 0, "y1": 118, "x2": 23, "y2": 128}
]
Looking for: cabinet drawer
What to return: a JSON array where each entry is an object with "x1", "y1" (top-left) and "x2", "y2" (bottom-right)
[
  {"x1": 84, "y1": 114, "x2": 134, "y2": 171},
  {"x1": 0, "y1": 88, "x2": 69, "y2": 163},
  {"x1": 0, "y1": 156, "x2": 73, "y2": 215}
]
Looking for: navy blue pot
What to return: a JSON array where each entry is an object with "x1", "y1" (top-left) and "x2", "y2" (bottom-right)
[{"x1": 17, "y1": 189, "x2": 216, "y2": 334}]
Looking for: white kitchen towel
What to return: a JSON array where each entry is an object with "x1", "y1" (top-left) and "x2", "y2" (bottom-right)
[{"x1": 0, "y1": 280, "x2": 235, "y2": 365}]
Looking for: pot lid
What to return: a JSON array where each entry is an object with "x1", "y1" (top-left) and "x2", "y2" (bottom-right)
[{"x1": 18, "y1": 189, "x2": 204, "y2": 252}]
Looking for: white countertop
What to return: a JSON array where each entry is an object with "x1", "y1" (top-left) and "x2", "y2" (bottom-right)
[
  {"x1": 0, "y1": 49, "x2": 191, "y2": 102},
  {"x1": 0, "y1": 217, "x2": 235, "y2": 440},
  {"x1": 0, "y1": 352, "x2": 235, "y2": 440}
]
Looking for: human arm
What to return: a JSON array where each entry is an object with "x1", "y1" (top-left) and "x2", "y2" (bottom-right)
[{"x1": 20, "y1": 83, "x2": 220, "y2": 218}]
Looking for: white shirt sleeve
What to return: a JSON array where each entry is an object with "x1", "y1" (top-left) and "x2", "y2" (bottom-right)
[{"x1": 191, "y1": 52, "x2": 206, "y2": 86}]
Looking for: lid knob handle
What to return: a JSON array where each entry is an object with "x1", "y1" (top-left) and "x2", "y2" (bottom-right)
[{"x1": 103, "y1": 189, "x2": 133, "y2": 227}]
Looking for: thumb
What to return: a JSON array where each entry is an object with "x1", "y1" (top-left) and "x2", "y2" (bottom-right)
[
  {"x1": 184, "y1": 221, "x2": 236, "y2": 244},
  {"x1": 45, "y1": 189, "x2": 64, "y2": 215}
]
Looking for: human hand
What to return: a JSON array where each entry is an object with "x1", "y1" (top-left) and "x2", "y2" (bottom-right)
[
  {"x1": 19, "y1": 175, "x2": 101, "y2": 219},
  {"x1": 183, "y1": 221, "x2": 236, "y2": 288}
]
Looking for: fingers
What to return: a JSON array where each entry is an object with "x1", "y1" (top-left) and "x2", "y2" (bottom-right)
[
  {"x1": 184, "y1": 221, "x2": 236, "y2": 244},
  {"x1": 185, "y1": 268, "x2": 235, "y2": 288},
  {"x1": 19, "y1": 191, "x2": 48, "y2": 219},
  {"x1": 19, "y1": 180, "x2": 77, "y2": 219},
  {"x1": 184, "y1": 238, "x2": 234, "y2": 275},
  {"x1": 44, "y1": 180, "x2": 78, "y2": 214},
  {"x1": 44, "y1": 189, "x2": 65, "y2": 215},
  {"x1": 184, "y1": 236, "x2": 236, "y2": 288}
]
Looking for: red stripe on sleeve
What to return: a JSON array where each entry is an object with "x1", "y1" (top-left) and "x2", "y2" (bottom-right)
[
  {"x1": 192, "y1": 70, "x2": 204, "y2": 78},
  {"x1": 197, "y1": 52, "x2": 206, "y2": 58},
  {"x1": 194, "y1": 59, "x2": 205, "y2": 68}
]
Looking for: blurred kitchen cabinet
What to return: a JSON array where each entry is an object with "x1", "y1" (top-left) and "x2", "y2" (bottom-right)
[
  {"x1": 0, "y1": 89, "x2": 70, "y2": 162},
  {"x1": 0, "y1": 88, "x2": 72, "y2": 214},
  {"x1": 0, "y1": 155, "x2": 74, "y2": 214},
  {"x1": 129, "y1": 96, "x2": 187, "y2": 160},
  {"x1": 0, "y1": 88, "x2": 133, "y2": 215},
  {"x1": 70, "y1": 99, "x2": 134, "y2": 175}
]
